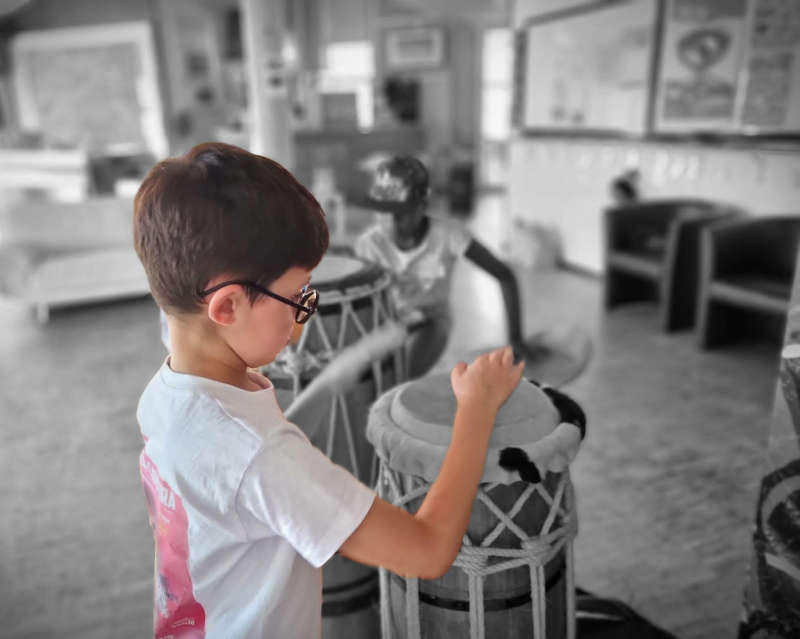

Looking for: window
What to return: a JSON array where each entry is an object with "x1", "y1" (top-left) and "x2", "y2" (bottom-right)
[
  {"x1": 481, "y1": 28, "x2": 513, "y2": 141},
  {"x1": 319, "y1": 41, "x2": 375, "y2": 129},
  {"x1": 480, "y1": 28, "x2": 513, "y2": 186}
]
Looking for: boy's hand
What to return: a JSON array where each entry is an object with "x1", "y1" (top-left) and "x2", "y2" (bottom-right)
[{"x1": 450, "y1": 346, "x2": 524, "y2": 415}]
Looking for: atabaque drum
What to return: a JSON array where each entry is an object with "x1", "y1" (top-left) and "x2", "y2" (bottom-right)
[
  {"x1": 268, "y1": 251, "x2": 402, "y2": 639},
  {"x1": 366, "y1": 372, "x2": 578, "y2": 639},
  {"x1": 268, "y1": 250, "x2": 402, "y2": 481}
]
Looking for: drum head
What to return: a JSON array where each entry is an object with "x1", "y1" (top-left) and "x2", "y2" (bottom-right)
[
  {"x1": 312, "y1": 253, "x2": 387, "y2": 295},
  {"x1": 367, "y1": 374, "x2": 563, "y2": 484},
  {"x1": 389, "y1": 373, "x2": 560, "y2": 448}
]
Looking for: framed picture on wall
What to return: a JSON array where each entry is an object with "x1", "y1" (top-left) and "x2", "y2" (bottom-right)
[
  {"x1": 515, "y1": 0, "x2": 658, "y2": 136},
  {"x1": 653, "y1": 0, "x2": 749, "y2": 133},
  {"x1": 385, "y1": 27, "x2": 445, "y2": 70},
  {"x1": 652, "y1": 0, "x2": 800, "y2": 136},
  {"x1": 12, "y1": 21, "x2": 169, "y2": 157}
]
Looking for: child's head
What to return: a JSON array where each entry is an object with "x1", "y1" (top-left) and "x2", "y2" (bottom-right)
[
  {"x1": 134, "y1": 142, "x2": 329, "y2": 366},
  {"x1": 363, "y1": 154, "x2": 430, "y2": 238},
  {"x1": 364, "y1": 155, "x2": 429, "y2": 212}
]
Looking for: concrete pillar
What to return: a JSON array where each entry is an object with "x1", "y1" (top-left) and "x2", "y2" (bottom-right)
[{"x1": 239, "y1": 0, "x2": 294, "y2": 169}]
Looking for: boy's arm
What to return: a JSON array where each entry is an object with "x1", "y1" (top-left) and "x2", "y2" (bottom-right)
[{"x1": 339, "y1": 347, "x2": 524, "y2": 579}]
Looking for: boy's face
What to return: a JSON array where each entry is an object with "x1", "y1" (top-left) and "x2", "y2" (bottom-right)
[{"x1": 227, "y1": 266, "x2": 312, "y2": 368}]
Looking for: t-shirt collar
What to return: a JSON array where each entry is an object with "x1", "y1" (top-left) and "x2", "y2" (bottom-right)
[{"x1": 159, "y1": 357, "x2": 275, "y2": 405}]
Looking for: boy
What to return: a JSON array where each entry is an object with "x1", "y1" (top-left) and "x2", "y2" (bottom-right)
[
  {"x1": 133, "y1": 142, "x2": 523, "y2": 639},
  {"x1": 355, "y1": 154, "x2": 539, "y2": 378}
]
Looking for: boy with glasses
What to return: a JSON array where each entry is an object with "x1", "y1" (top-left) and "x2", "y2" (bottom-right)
[{"x1": 133, "y1": 142, "x2": 524, "y2": 638}]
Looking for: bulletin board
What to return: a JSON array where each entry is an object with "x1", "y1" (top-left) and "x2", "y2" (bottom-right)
[
  {"x1": 517, "y1": 0, "x2": 800, "y2": 141},
  {"x1": 517, "y1": 0, "x2": 659, "y2": 135},
  {"x1": 12, "y1": 22, "x2": 168, "y2": 157},
  {"x1": 654, "y1": 0, "x2": 800, "y2": 135}
]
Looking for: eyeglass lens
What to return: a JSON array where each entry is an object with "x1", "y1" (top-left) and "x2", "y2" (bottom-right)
[{"x1": 296, "y1": 289, "x2": 319, "y2": 324}]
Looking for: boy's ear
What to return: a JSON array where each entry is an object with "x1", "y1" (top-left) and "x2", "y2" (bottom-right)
[{"x1": 206, "y1": 286, "x2": 244, "y2": 326}]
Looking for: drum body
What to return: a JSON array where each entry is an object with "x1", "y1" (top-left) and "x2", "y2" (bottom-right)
[
  {"x1": 268, "y1": 253, "x2": 401, "y2": 639},
  {"x1": 367, "y1": 374, "x2": 577, "y2": 639}
]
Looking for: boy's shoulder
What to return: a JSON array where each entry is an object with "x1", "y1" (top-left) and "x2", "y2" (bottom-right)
[
  {"x1": 137, "y1": 364, "x2": 307, "y2": 512},
  {"x1": 137, "y1": 363, "x2": 293, "y2": 466}
]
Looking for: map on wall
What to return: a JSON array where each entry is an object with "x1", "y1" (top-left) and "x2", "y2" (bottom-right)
[
  {"x1": 12, "y1": 22, "x2": 168, "y2": 157},
  {"x1": 519, "y1": 0, "x2": 658, "y2": 134},
  {"x1": 21, "y1": 44, "x2": 144, "y2": 151}
]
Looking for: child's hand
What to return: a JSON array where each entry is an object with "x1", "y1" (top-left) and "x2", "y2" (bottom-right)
[{"x1": 450, "y1": 346, "x2": 524, "y2": 414}]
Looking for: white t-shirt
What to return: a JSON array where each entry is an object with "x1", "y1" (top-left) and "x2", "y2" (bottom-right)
[
  {"x1": 137, "y1": 360, "x2": 375, "y2": 639},
  {"x1": 354, "y1": 215, "x2": 471, "y2": 322}
]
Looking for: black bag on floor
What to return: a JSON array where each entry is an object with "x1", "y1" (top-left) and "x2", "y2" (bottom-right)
[{"x1": 576, "y1": 588, "x2": 679, "y2": 639}]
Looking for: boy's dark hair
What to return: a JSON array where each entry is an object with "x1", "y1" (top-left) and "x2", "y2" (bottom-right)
[{"x1": 133, "y1": 143, "x2": 329, "y2": 314}]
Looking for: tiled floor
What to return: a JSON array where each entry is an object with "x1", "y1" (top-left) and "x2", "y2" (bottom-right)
[{"x1": 0, "y1": 192, "x2": 779, "y2": 638}]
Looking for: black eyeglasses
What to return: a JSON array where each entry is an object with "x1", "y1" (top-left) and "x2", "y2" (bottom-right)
[{"x1": 198, "y1": 280, "x2": 319, "y2": 324}]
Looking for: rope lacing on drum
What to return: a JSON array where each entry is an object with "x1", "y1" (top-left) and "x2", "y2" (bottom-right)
[{"x1": 376, "y1": 463, "x2": 578, "y2": 639}]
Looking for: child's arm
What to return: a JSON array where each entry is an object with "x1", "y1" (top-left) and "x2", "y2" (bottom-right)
[
  {"x1": 339, "y1": 346, "x2": 524, "y2": 579},
  {"x1": 463, "y1": 239, "x2": 526, "y2": 356}
]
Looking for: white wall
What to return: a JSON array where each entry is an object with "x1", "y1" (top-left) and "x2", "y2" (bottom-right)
[
  {"x1": 510, "y1": 138, "x2": 800, "y2": 273},
  {"x1": 510, "y1": 0, "x2": 800, "y2": 273}
]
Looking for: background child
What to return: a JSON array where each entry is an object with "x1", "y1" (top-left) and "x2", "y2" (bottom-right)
[
  {"x1": 133, "y1": 142, "x2": 524, "y2": 638},
  {"x1": 355, "y1": 154, "x2": 537, "y2": 378}
]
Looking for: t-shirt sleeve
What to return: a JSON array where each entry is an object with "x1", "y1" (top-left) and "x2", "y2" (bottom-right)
[{"x1": 236, "y1": 427, "x2": 376, "y2": 568}]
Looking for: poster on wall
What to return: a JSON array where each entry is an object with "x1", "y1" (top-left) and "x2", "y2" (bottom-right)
[
  {"x1": 654, "y1": 0, "x2": 749, "y2": 132},
  {"x1": 518, "y1": 0, "x2": 657, "y2": 135},
  {"x1": 740, "y1": 0, "x2": 800, "y2": 132}
]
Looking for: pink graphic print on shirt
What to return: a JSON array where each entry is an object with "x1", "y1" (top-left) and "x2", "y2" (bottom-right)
[{"x1": 140, "y1": 452, "x2": 206, "y2": 639}]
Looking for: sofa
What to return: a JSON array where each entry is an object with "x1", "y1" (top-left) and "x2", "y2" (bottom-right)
[{"x1": 0, "y1": 195, "x2": 150, "y2": 322}]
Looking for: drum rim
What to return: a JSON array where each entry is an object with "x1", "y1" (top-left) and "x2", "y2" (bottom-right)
[
  {"x1": 313, "y1": 254, "x2": 391, "y2": 302},
  {"x1": 388, "y1": 374, "x2": 559, "y2": 447},
  {"x1": 366, "y1": 380, "x2": 564, "y2": 485}
]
